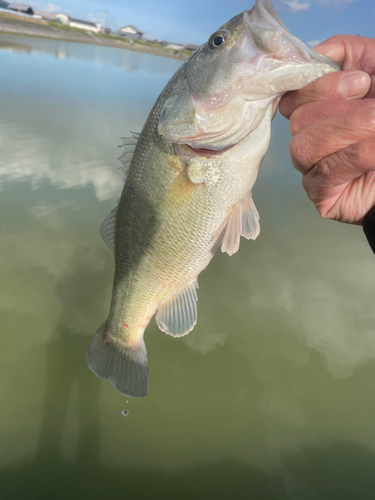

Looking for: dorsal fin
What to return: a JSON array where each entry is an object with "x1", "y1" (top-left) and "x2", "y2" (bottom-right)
[
  {"x1": 117, "y1": 131, "x2": 140, "y2": 181},
  {"x1": 100, "y1": 206, "x2": 117, "y2": 251},
  {"x1": 100, "y1": 131, "x2": 140, "y2": 252}
]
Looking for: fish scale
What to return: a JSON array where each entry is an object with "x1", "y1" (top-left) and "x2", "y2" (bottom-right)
[{"x1": 86, "y1": 0, "x2": 340, "y2": 398}]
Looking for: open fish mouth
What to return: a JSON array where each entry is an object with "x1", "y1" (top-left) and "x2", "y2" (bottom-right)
[{"x1": 186, "y1": 144, "x2": 235, "y2": 156}]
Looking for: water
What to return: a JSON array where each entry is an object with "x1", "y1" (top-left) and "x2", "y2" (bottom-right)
[{"x1": 1, "y1": 34, "x2": 375, "y2": 500}]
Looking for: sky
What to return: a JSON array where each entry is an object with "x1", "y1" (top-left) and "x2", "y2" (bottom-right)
[{"x1": 31, "y1": 0, "x2": 373, "y2": 46}]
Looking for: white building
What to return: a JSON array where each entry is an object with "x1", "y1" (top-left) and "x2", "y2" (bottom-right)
[
  {"x1": 117, "y1": 25, "x2": 143, "y2": 40},
  {"x1": 55, "y1": 13, "x2": 101, "y2": 33},
  {"x1": 165, "y1": 43, "x2": 185, "y2": 51},
  {"x1": 33, "y1": 10, "x2": 57, "y2": 21}
]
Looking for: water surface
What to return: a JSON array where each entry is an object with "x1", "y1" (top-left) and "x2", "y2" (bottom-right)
[{"x1": 1, "y1": 34, "x2": 375, "y2": 500}]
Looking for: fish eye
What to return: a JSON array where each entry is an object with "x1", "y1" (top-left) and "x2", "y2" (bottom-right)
[{"x1": 208, "y1": 31, "x2": 227, "y2": 50}]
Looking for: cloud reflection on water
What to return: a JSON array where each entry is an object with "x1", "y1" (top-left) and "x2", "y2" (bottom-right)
[
  {"x1": 0, "y1": 126, "x2": 121, "y2": 201},
  {"x1": 184, "y1": 218, "x2": 375, "y2": 380}
]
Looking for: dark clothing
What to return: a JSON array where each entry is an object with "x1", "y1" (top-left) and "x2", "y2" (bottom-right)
[{"x1": 363, "y1": 205, "x2": 375, "y2": 254}]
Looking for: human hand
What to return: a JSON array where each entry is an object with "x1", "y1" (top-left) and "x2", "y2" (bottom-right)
[{"x1": 279, "y1": 35, "x2": 375, "y2": 225}]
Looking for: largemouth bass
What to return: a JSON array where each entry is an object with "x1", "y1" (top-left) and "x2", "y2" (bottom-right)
[{"x1": 86, "y1": 0, "x2": 340, "y2": 398}]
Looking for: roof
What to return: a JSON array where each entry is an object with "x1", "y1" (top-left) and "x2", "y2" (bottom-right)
[
  {"x1": 68, "y1": 17, "x2": 98, "y2": 28},
  {"x1": 119, "y1": 25, "x2": 142, "y2": 34},
  {"x1": 8, "y1": 2, "x2": 33, "y2": 11},
  {"x1": 34, "y1": 10, "x2": 57, "y2": 20}
]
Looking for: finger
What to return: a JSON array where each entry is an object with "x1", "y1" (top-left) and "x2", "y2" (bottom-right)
[
  {"x1": 279, "y1": 70, "x2": 370, "y2": 119},
  {"x1": 289, "y1": 104, "x2": 375, "y2": 175},
  {"x1": 302, "y1": 138, "x2": 375, "y2": 222},
  {"x1": 290, "y1": 99, "x2": 372, "y2": 135},
  {"x1": 315, "y1": 35, "x2": 375, "y2": 71},
  {"x1": 314, "y1": 35, "x2": 375, "y2": 98}
]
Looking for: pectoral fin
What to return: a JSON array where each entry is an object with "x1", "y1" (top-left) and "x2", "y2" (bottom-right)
[
  {"x1": 212, "y1": 192, "x2": 260, "y2": 256},
  {"x1": 156, "y1": 281, "x2": 198, "y2": 337},
  {"x1": 241, "y1": 193, "x2": 260, "y2": 241}
]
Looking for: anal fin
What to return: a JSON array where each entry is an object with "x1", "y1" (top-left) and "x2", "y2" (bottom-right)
[
  {"x1": 156, "y1": 281, "x2": 198, "y2": 337},
  {"x1": 212, "y1": 192, "x2": 260, "y2": 256}
]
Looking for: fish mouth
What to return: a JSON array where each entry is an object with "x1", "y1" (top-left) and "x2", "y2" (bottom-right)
[{"x1": 186, "y1": 143, "x2": 234, "y2": 156}]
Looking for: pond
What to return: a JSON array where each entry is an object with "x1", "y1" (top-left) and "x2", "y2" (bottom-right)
[{"x1": 1, "y1": 34, "x2": 375, "y2": 500}]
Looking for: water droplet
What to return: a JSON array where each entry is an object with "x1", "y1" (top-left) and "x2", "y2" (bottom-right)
[
  {"x1": 122, "y1": 410, "x2": 129, "y2": 417},
  {"x1": 126, "y1": 400, "x2": 129, "y2": 404}
]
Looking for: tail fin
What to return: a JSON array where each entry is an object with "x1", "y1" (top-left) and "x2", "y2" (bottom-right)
[{"x1": 86, "y1": 323, "x2": 148, "y2": 398}]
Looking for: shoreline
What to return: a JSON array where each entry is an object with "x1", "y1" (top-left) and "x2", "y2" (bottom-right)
[{"x1": 0, "y1": 14, "x2": 190, "y2": 60}]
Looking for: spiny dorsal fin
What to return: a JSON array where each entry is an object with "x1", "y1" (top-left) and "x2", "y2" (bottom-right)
[
  {"x1": 100, "y1": 131, "x2": 140, "y2": 252},
  {"x1": 156, "y1": 281, "x2": 198, "y2": 337},
  {"x1": 117, "y1": 131, "x2": 140, "y2": 181}
]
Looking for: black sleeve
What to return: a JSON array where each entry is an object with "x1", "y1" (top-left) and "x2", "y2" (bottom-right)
[{"x1": 363, "y1": 205, "x2": 375, "y2": 254}]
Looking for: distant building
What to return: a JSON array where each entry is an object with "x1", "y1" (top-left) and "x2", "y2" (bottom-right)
[
  {"x1": 160, "y1": 41, "x2": 199, "y2": 52},
  {"x1": 55, "y1": 13, "x2": 101, "y2": 33},
  {"x1": 69, "y1": 17, "x2": 101, "y2": 32},
  {"x1": 8, "y1": 2, "x2": 34, "y2": 15},
  {"x1": 55, "y1": 12, "x2": 69, "y2": 24},
  {"x1": 102, "y1": 27, "x2": 111, "y2": 35},
  {"x1": 185, "y1": 44, "x2": 200, "y2": 52},
  {"x1": 0, "y1": 1, "x2": 9, "y2": 9},
  {"x1": 33, "y1": 10, "x2": 57, "y2": 21},
  {"x1": 165, "y1": 43, "x2": 185, "y2": 51},
  {"x1": 117, "y1": 25, "x2": 143, "y2": 40}
]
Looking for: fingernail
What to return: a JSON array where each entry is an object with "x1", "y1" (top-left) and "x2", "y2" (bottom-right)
[{"x1": 341, "y1": 71, "x2": 371, "y2": 98}]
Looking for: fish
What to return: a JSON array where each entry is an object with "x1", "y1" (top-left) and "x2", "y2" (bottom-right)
[{"x1": 86, "y1": 0, "x2": 340, "y2": 398}]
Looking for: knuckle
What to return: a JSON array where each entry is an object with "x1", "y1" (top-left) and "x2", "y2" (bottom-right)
[
  {"x1": 302, "y1": 176, "x2": 331, "y2": 219},
  {"x1": 308, "y1": 158, "x2": 332, "y2": 184},
  {"x1": 301, "y1": 175, "x2": 317, "y2": 203},
  {"x1": 319, "y1": 211, "x2": 331, "y2": 220},
  {"x1": 289, "y1": 107, "x2": 303, "y2": 135},
  {"x1": 358, "y1": 139, "x2": 375, "y2": 162},
  {"x1": 345, "y1": 142, "x2": 364, "y2": 167},
  {"x1": 289, "y1": 134, "x2": 313, "y2": 171}
]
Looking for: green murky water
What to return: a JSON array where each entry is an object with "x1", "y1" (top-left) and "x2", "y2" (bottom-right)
[{"x1": 1, "y1": 34, "x2": 375, "y2": 500}]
